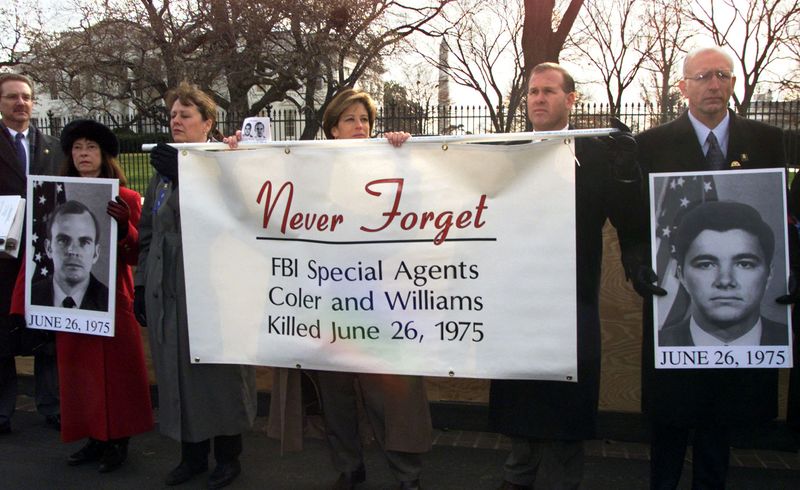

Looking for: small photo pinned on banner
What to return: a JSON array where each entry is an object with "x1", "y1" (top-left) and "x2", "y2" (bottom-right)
[{"x1": 241, "y1": 117, "x2": 271, "y2": 144}]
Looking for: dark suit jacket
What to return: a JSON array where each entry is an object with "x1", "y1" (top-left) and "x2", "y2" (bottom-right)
[
  {"x1": 0, "y1": 122, "x2": 60, "y2": 356},
  {"x1": 636, "y1": 109, "x2": 786, "y2": 427},
  {"x1": 659, "y1": 316, "x2": 789, "y2": 347},
  {"x1": 489, "y1": 133, "x2": 643, "y2": 440},
  {"x1": 30, "y1": 274, "x2": 109, "y2": 312}
]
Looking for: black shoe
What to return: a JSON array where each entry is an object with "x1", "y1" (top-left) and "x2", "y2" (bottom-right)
[
  {"x1": 45, "y1": 414, "x2": 61, "y2": 430},
  {"x1": 399, "y1": 479, "x2": 421, "y2": 490},
  {"x1": 208, "y1": 460, "x2": 241, "y2": 489},
  {"x1": 165, "y1": 460, "x2": 208, "y2": 486},
  {"x1": 98, "y1": 440, "x2": 128, "y2": 473},
  {"x1": 332, "y1": 464, "x2": 366, "y2": 490},
  {"x1": 0, "y1": 422, "x2": 10, "y2": 435},
  {"x1": 67, "y1": 439, "x2": 105, "y2": 466}
]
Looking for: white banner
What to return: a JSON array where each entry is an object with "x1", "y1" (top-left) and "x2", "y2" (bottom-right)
[{"x1": 180, "y1": 137, "x2": 578, "y2": 380}]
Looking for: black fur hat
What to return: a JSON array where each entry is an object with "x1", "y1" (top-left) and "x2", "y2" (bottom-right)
[{"x1": 60, "y1": 119, "x2": 119, "y2": 157}]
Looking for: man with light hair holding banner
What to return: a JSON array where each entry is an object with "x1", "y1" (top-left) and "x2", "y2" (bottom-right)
[
  {"x1": 635, "y1": 46, "x2": 790, "y2": 490},
  {"x1": 489, "y1": 63, "x2": 647, "y2": 490}
]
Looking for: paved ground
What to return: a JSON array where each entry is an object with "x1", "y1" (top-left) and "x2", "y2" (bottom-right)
[{"x1": 2, "y1": 393, "x2": 800, "y2": 490}]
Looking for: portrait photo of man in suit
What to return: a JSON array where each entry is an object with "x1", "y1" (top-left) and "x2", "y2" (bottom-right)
[
  {"x1": 254, "y1": 121, "x2": 265, "y2": 139},
  {"x1": 659, "y1": 200, "x2": 789, "y2": 347},
  {"x1": 31, "y1": 199, "x2": 109, "y2": 311}
]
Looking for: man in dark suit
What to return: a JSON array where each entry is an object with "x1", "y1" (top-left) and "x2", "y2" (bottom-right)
[
  {"x1": 657, "y1": 200, "x2": 788, "y2": 347},
  {"x1": 489, "y1": 63, "x2": 644, "y2": 490},
  {"x1": 0, "y1": 73, "x2": 61, "y2": 434},
  {"x1": 635, "y1": 47, "x2": 787, "y2": 489},
  {"x1": 31, "y1": 200, "x2": 109, "y2": 312}
]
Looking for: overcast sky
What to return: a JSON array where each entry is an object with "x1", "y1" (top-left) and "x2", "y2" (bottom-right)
[{"x1": 26, "y1": 0, "x2": 799, "y2": 108}]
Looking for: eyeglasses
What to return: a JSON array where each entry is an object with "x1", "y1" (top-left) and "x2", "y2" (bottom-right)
[
  {"x1": 684, "y1": 70, "x2": 734, "y2": 83},
  {"x1": 1, "y1": 93, "x2": 33, "y2": 102}
]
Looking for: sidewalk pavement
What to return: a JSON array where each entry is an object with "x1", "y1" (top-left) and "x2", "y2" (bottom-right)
[{"x1": 2, "y1": 393, "x2": 799, "y2": 490}]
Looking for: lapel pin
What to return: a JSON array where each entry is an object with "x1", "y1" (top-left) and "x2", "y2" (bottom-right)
[
  {"x1": 730, "y1": 161, "x2": 741, "y2": 168},
  {"x1": 740, "y1": 153, "x2": 749, "y2": 162}
]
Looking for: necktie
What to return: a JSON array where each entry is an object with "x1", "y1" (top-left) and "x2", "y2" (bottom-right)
[
  {"x1": 14, "y1": 132, "x2": 27, "y2": 173},
  {"x1": 62, "y1": 296, "x2": 76, "y2": 308},
  {"x1": 705, "y1": 131, "x2": 726, "y2": 170}
]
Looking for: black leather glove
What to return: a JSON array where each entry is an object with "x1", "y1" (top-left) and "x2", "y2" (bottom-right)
[
  {"x1": 622, "y1": 243, "x2": 667, "y2": 298},
  {"x1": 151, "y1": 142, "x2": 179, "y2": 184},
  {"x1": 106, "y1": 196, "x2": 130, "y2": 240},
  {"x1": 607, "y1": 117, "x2": 640, "y2": 182},
  {"x1": 776, "y1": 267, "x2": 800, "y2": 304},
  {"x1": 133, "y1": 286, "x2": 147, "y2": 327}
]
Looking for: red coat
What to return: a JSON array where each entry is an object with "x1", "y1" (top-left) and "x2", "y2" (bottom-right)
[{"x1": 12, "y1": 186, "x2": 153, "y2": 442}]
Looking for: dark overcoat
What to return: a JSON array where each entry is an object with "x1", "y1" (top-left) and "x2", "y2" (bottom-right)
[
  {"x1": 489, "y1": 135, "x2": 643, "y2": 440},
  {"x1": 136, "y1": 174, "x2": 257, "y2": 442},
  {"x1": 636, "y1": 109, "x2": 786, "y2": 427}
]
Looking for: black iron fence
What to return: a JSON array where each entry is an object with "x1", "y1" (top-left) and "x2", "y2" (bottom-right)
[{"x1": 31, "y1": 101, "x2": 800, "y2": 195}]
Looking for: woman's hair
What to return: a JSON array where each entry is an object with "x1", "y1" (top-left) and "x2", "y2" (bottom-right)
[
  {"x1": 322, "y1": 88, "x2": 377, "y2": 139},
  {"x1": 61, "y1": 148, "x2": 128, "y2": 187},
  {"x1": 165, "y1": 81, "x2": 218, "y2": 137}
]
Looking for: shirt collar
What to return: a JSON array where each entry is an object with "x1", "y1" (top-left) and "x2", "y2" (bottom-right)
[
  {"x1": 6, "y1": 127, "x2": 29, "y2": 139},
  {"x1": 687, "y1": 110, "x2": 730, "y2": 156},
  {"x1": 53, "y1": 277, "x2": 90, "y2": 310},
  {"x1": 532, "y1": 124, "x2": 570, "y2": 132},
  {"x1": 689, "y1": 315, "x2": 762, "y2": 346}
]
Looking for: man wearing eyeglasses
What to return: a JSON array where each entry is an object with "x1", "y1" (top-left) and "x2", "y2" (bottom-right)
[
  {"x1": 634, "y1": 47, "x2": 787, "y2": 489},
  {"x1": 0, "y1": 73, "x2": 61, "y2": 435}
]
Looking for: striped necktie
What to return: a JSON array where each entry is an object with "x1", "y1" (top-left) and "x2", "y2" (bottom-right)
[
  {"x1": 14, "y1": 132, "x2": 27, "y2": 173},
  {"x1": 705, "y1": 131, "x2": 726, "y2": 170}
]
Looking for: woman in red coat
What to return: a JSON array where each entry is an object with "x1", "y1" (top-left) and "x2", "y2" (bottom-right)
[{"x1": 12, "y1": 119, "x2": 153, "y2": 473}]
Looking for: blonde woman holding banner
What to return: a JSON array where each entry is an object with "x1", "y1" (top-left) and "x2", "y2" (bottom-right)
[
  {"x1": 315, "y1": 89, "x2": 429, "y2": 490},
  {"x1": 224, "y1": 88, "x2": 427, "y2": 489}
]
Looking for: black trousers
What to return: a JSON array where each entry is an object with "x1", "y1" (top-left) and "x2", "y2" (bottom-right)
[
  {"x1": 182, "y1": 434, "x2": 242, "y2": 467},
  {"x1": 650, "y1": 422, "x2": 729, "y2": 490},
  {"x1": 0, "y1": 356, "x2": 16, "y2": 426}
]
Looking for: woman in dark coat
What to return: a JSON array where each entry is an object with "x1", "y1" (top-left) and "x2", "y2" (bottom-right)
[{"x1": 135, "y1": 81, "x2": 256, "y2": 490}]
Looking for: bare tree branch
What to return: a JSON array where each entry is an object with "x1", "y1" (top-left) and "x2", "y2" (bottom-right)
[
  {"x1": 567, "y1": 0, "x2": 656, "y2": 115},
  {"x1": 640, "y1": 0, "x2": 695, "y2": 124},
  {"x1": 412, "y1": 0, "x2": 526, "y2": 133},
  {"x1": 691, "y1": 0, "x2": 800, "y2": 113}
]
